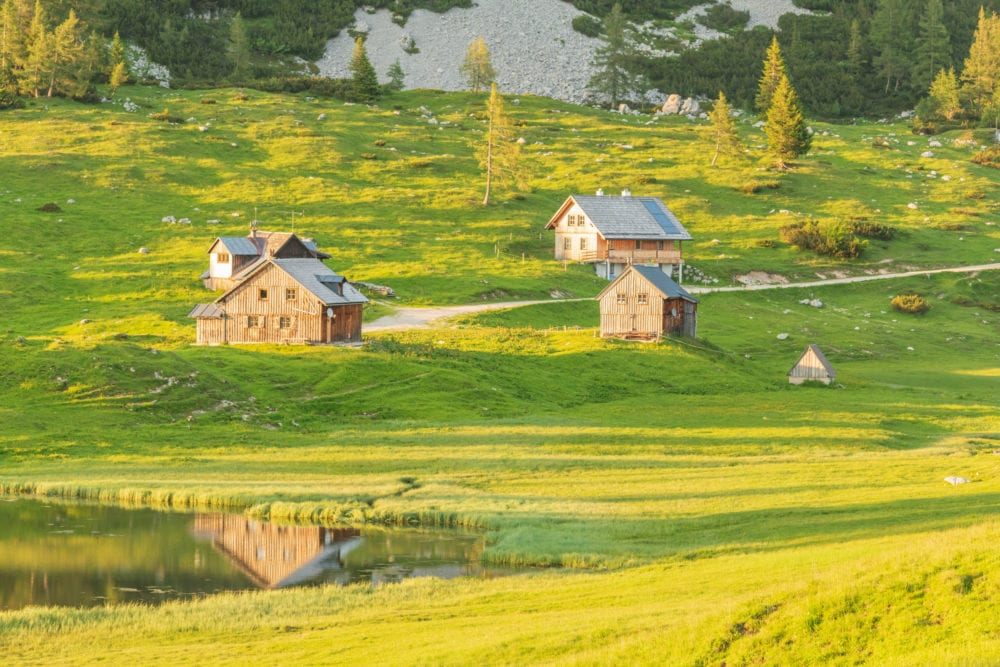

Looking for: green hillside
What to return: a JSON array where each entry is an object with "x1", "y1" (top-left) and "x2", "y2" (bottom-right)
[{"x1": 0, "y1": 86, "x2": 999, "y2": 663}]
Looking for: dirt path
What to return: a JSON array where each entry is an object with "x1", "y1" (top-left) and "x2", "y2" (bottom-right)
[{"x1": 365, "y1": 263, "x2": 1000, "y2": 331}]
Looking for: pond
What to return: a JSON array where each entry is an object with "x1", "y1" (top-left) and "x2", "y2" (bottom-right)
[{"x1": 0, "y1": 497, "x2": 505, "y2": 611}]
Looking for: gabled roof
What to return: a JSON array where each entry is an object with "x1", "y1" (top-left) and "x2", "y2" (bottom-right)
[
  {"x1": 218, "y1": 258, "x2": 367, "y2": 307},
  {"x1": 210, "y1": 236, "x2": 259, "y2": 256},
  {"x1": 788, "y1": 344, "x2": 836, "y2": 378},
  {"x1": 546, "y1": 194, "x2": 692, "y2": 241},
  {"x1": 598, "y1": 264, "x2": 698, "y2": 303}
]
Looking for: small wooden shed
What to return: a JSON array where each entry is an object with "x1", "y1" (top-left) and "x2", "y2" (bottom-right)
[
  {"x1": 788, "y1": 344, "x2": 836, "y2": 385},
  {"x1": 597, "y1": 264, "x2": 698, "y2": 340}
]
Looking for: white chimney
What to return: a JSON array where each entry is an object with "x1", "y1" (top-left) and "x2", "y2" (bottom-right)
[
  {"x1": 622, "y1": 188, "x2": 631, "y2": 197},
  {"x1": 596, "y1": 188, "x2": 604, "y2": 196}
]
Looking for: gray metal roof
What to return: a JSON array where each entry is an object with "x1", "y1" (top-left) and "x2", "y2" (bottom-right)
[
  {"x1": 630, "y1": 265, "x2": 699, "y2": 302},
  {"x1": 271, "y1": 258, "x2": 368, "y2": 305},
  {"x1": 572, "y1": 195, "x2": 692, "y2": 240},
  {"x1": 188, "y1": 303, "x2": 225, "y2": 319},
  {"x1": 214, "y1": 237, "x2": 260, "y2": 255}
]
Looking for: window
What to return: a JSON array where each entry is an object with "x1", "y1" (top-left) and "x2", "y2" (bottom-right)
[
  {"x1": 637, "y1": 293, "x2": 648, "y2": 305},
  {"x1": 616, "y1": 293, "x2": 627, "y2": 305},
  {"x1": 285, "y1": 288, "x2": 297, "y2": 301},
  {"x1": 635, "y1": 240, "x2": 642, "y2": 250},
  {"x1": 279, "y1": 316, "x2": 291, "y2": 329},
  {"x1": 563, "y1": 237, "x2": 571, "y2": 250},
  {"x1": 247, "y1": 315, "x2": 259, "y2": 328},
  {"x1": 217, "y1": 253, "x2": 230, "y2": 264},
  {"x1": 657, "y1": 240, "x2": 664, "y2": 251},
  {"x1": 579, "y1": 237, "x2": 588, "y2": 251},
  {"x1": 258, "y1": 288, "x2": 268, "y2": 300},
  {"x1": 566, "y1": 214, "x2": 576, "y2": 227}
]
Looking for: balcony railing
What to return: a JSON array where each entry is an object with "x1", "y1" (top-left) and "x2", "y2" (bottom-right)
[{"x1": 576, "y1": 249, "x2": 683, "y2": 264}]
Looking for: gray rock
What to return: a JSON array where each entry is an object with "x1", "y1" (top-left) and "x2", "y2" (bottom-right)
[{"x1": 661, "y1": 94, "x2": 682, "y2": 114}]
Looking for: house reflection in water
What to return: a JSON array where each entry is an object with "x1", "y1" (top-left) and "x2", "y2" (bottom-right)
[{"x1": 193, "y1": 514, "x2": 361, "y2": 589}]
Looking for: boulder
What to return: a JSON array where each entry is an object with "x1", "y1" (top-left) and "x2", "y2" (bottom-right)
[
  {"x1": 680, "y1": 97, "x2": 699, "y2": 115},
  {"x1": 661, "y1": 94, "x2": 682, "y2": 114}
]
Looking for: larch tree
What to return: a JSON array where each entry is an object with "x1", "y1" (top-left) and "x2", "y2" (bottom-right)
[
  {"x1": 765, "y1": 74, "x2": 811, "y2": 169},
  {"x1": 928, "y1": 67, "x2": 961, "y2": 120},
  {"x1": 587, "y1": 2, "x2": 639, "y2": 108},
  {"x1": 754, "y1": 35, "x2": 786, "y2": 114},
  {"x1": 228, "y1": 12, "x2": 250, "y2": 80},
  {"x1": 476, "y1": 83, "x2": 523, "y2": 206},
  {"x1": 23, "y1": 0, "x2": 49, "y2": 97},
  {"x1": 348, "y1": 36, "x2": 379, "y2": 103},
  {"x1": 46, "y1": 9, "x2": 83, "y2": 97},
  {"x1": 911, "y1": 0, "x2": 950, "y2": 95},
  {"x1": 708, "y1": 91, "x2": 743, "y2": 166},
  {"x1": 960, "y1": 8, "x2": 1000, "y2": 119},
  {"x1": 108, "y1": 30, "x2": 127, "y2": 96},
  {"x1": 460, "y1": 36, "x2": 494, "y2": 93}
]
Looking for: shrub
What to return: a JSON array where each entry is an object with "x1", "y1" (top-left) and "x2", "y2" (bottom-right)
[
  {"x1": 891, "y1": 294, "x2": 930, "y2": 315},
  {"x1": 972, "y1": 145, "x2": 1000, "y2": 168},
  {"x1": 965, "y1": 190, "x2": 986, "y2": 199},
  {"x1": 753, "y1": 239, "x2": 776, "y2": 248},
  {"x1": 200, "y1": 98, "x2": 217, "y2": 105},
  {"x1": 572, "y1": 15, "x2": 602, "y2": 38},
  {"x1": 150, "y1": 108, "x2": 184, "y2": 123},
  {"x1": 697, "y1": 3, "x2": 750, "y2": 34},
  {"x1": 374, "y1": 139, "x2": 386, "y2": 146},
  {"x1": 738, "y1": 179, "x2": 780, "y2": 194},
  {"x1": 360, "y1": 153, "x2": 377, "y2": 160},
  {"x1": 849, "y1": 221, "x2": 895, "y2": 240},
  {"x1": 37, "y1": 203, "x2": 62, "y2": 212},
  {"x1": 780, "y1": 220, "x2": 866, "y2": 259}
]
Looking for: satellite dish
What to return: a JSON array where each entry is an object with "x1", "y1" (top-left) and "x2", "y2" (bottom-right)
[{"x1": 326, "y1": 308, "x2": 334, "y2": 317}]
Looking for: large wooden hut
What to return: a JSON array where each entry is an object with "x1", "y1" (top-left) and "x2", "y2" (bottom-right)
[
  {"x1": 788, "y1": 344, "x2": 837, "y2": 385},
  {"x1": 189, "y1": 257, "x2": 367, "y2": 345},
  {"x1": 597, "y1": 264, "x2": 698, "y2": 340}
]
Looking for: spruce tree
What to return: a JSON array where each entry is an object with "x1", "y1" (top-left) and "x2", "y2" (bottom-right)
[
  {"x1": 348, "y1": 36, "x2": 379, "y2": 104},
  {"x1": 871, "y1": 0, "x2": 917, "y2": 94},
  {"x1": 476, "y1": 83, "x2": 523, "y2": 206},
  {"x1": 755, "y1": 36, "x2": 786, "y2": 114},
  {"x1": 912, "y1": 0, "x2": 951, "y2": 94},
  {"x1": 460, "y1": 36, "x2": 494, "y2": 93},
  {"x1": 708, "y1": 91, "x2": 743, "y2": 166},
  {"x1": 228, "y1": 12, "x2": 250, "y2": 81},
  {"x1": 386, "y1": 58, "x2": 404, "y2": 91},
  {"x1": 587, "y1": 3, "x2": 639, "y2": 108},
  {"x1": 765, "y1": 75, "x2": 810, "y2": 169}
]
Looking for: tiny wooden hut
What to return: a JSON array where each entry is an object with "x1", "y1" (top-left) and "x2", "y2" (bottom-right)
[
  {"x1": 597, "y1": 264, "x2": 698, "y2": 340},
  {"x1": 788, "y1": 344, "x2": 836, "y2": 385}
]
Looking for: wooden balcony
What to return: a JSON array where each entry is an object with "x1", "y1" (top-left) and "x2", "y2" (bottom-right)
[{"x1": 577, "y1": 249, "x2": 683, "y2": 264}]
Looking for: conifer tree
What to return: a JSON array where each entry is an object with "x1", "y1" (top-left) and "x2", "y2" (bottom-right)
[
  {"x1": 460, "y1": 36, "x2": 494, "y2": 93},
  {"x1": 960, "y1": 8, "x2": 1000, "y2": 118},
  {"x1": 348, "y1": 36, "x2": 379, "y2": 104},
  {"x1": 23, "y1": 0, "x2": 49, "y2": 97},
  {"x1": 476, "y1": 83, "x2": 523, "y2": 206},
  {"x1": 927, "y1": 66, "x2": 961, "y2": 120},
  {"x1": 708, "y1": 91, "x2": 743, "y2": 166},
  {"x1": 755, "y1": 36, "x2": 786, "y2": 114},
  {"x1": 765, "y1": 75, "x2": 810, "y2": 169},
  {"x1": 46, "y1": 9, "x2": 83, "y2": 97},
  {"x1": 228, "y1": 12, "x2": 250, "y2": 80},
  {"x1": 871, "y1": 0, "x2": 916, "y2": 94},
  {"x1": 108, "y1": 30, "x2": 127, "y2": 96},
  {"x1": 912, "y1": 0, "x2": 950, "y2": 94},
  {"x1": 386, "y1": 58, "x2": 404, "y2": 91},
  {"x1": 587, "y1": 3, "x2": 639, "y2": 108}
]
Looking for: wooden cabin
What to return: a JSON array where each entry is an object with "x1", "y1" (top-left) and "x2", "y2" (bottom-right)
[
  {"x1": 189, "y1": 257, "x2": 368, "y2": 345},
  {"x1": 597, "y1": 264, "x2": 698, "y2": 340},
  {"x1": 545, "y1": 190, "x2": 692, "y2": 281},
  {"x1": 202, "y1": 227, "x2": 330, "y2": 291},
  {"x1": 788, "y1": 344, "x2": 837, "y2": 385}
]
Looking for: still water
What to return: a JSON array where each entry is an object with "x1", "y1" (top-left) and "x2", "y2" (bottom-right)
[{"x1": 0, "y1": 497, "x2": 503, "y2": 610}]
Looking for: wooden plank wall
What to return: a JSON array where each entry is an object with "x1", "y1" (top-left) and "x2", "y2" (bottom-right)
[
  {"x1": 599, "y1": 270, "x2": 665, "y2": 338},
  {"x1": 789, "y1": 349, "x2": 832, "y2": 384}
]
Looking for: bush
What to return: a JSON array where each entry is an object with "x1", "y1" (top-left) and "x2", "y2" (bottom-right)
[
  {"x1": 972, "y1": 145, "x2": 1000, "y2": 168},
  {"x1": 738, "y1": 179, "x2": 780, "y2": 194},
  {"x1": 697, "y1": 3, "x2": 750, "y2": 34},
  {"x1": 891, "y1": 294, "x2": 930, "y2": 315},
  {"x1": 572, "y1": 15, "x2": 602, "y2": 38},
  {"x1": 780, "y1": 220, "x2": 866, "y2": 259},
  {"x1": 150, "y1": 108, "x2": 184, "y2": 123},
  {"x1": 849, "y1": 221, "x2": 895, "y2": 240}
]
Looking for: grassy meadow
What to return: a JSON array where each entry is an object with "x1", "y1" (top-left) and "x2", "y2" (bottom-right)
[{"x1": 0, "y1": 85, "x2": 999, "y2": 664}]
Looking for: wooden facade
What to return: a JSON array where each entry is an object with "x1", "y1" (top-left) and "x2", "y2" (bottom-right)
[
  {"x1": 788, "y1": 344, "x2": 836, "y2": 385},
  {"x1": 193, "y1": 514, "x2": 360, "y2": 589},
  {"x1": 597, "y1": 264, "x2": 698, "y2": 340},
  {"x1": 545, "y1": 192, "x2": 692, "y2": 281},
  {"x1": 190, "y1": 256, "x2": 368, "y2": 346}
]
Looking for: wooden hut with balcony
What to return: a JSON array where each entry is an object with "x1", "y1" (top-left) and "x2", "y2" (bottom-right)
[
  {"x1": 597, "y1": 264, "x2": 699, "y2": 340},
  {"x1": 545, "y1": 190, "x2": 692, "y2": 281}
]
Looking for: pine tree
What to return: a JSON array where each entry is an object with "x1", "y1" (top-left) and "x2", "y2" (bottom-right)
[
  {"x1": 708, "y1": 91, "x2": 743, "y2": 166},
  {"x1": 460, "y1": 36, "x2": 494, "y2": 93},
  {"x1": 476, "y1": 83, "x2": 523, "y2": 206},
  {"x1": 911, "y1": 0, "x2": 950, "y2": 94},
  {"x1": 348, "y1": 36, "x2": 379, "y2": 104},
  {"x1": 960, "y1": 8, "x2": 1000, "y2": 118},
  {"x1": 765, "y1": 75, "x2": 810, "y2": 169},
  {"x1": 385, "y1": 58, "x2": 404, "y2": 91},
  {"x1": 755, "y1": 36, "x2": 786, "y2": 114},
  {"x1": 228, "y1": 12, "x2": 250, "y2": 80},
  {"x1": 587, "y1": 3, "x2": 639, "y2": 108}
]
